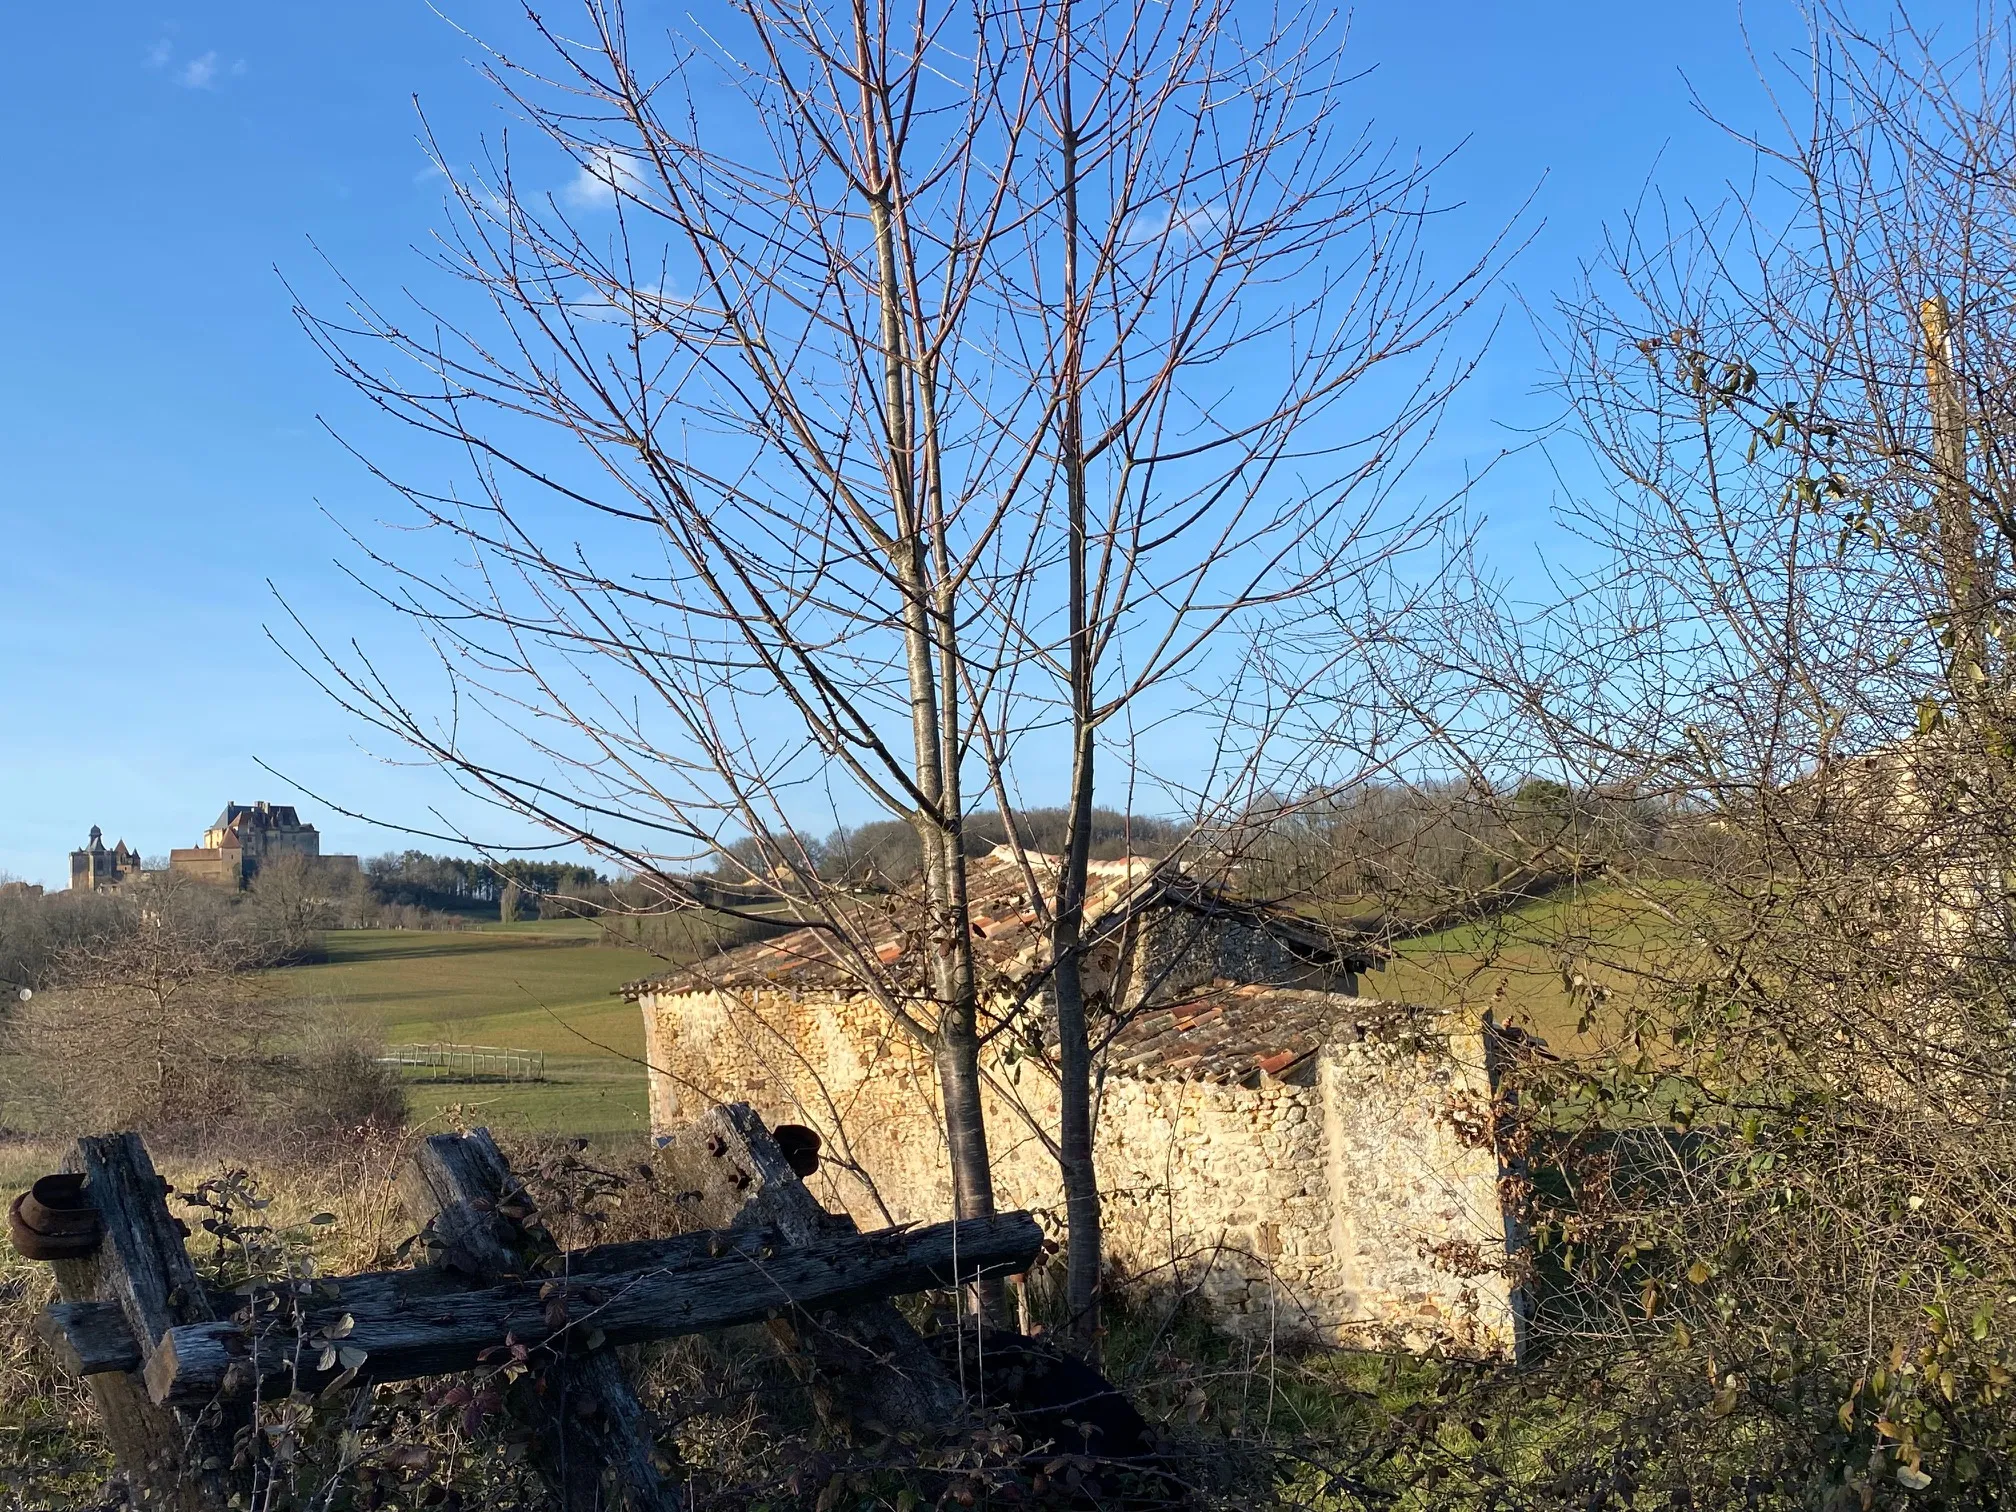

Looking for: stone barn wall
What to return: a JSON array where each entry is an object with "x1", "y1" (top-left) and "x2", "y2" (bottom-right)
[
  {"x1": 638, "y1": 985, "x2": 1517, "y2": 1357},
  {"x1": 642, "y1": 984, "x2": 947, "y2": 1226}
]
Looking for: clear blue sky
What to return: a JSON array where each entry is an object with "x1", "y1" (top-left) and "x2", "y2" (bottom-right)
[{"x1": 0, "y1": 1, "x2": 1882, "y2": 887}]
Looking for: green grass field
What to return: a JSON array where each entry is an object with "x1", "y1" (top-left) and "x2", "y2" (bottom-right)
[
  {"x1": 1375, "y1": 883, "x2": 1685, "y2": 1054},
  {"x1": 269, "y1": 885, "x2": 1675, "y2": 1138},
  {"x1": 277, "y1": 921, "x2": 665, "y2": 1136}
]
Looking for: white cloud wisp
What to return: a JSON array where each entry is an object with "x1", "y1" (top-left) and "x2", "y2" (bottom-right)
[{"x1": 561, "y1": 147, "x2": 646, "y2": 211}]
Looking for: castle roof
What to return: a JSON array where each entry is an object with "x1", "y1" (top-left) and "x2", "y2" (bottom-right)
[
  {"x1": 624, "y1": 846, "x2": 1380, "y2": 1000},
  {"x1": 212, "y1": 801, "x2": 308, "y2": 834}
]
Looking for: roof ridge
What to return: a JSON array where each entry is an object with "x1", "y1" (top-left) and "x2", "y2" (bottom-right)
[{"x1": 622, "y1": 860, "x2": 1381, "y2": 1001}]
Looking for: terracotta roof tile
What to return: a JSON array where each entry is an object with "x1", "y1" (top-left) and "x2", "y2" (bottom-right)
[{"x1": 1105, "y1": 989, "x2": 1427, "y2": 1084}]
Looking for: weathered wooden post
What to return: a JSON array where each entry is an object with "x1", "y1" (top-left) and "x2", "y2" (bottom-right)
[
  {"x1": 401, "y1": 1128, "x2": 680, "y2": 1512},
  {"x1": 20, "y1": 1135, "x2": 239, "y2": 1510},
  {"x1": 653, "y1": 1103, "x2": 968, "y2": 1436}
]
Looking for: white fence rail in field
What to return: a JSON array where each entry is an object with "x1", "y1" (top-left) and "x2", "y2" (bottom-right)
[{"x1": 378, "y1": 1043, "x2": 547, "y2": 1083}]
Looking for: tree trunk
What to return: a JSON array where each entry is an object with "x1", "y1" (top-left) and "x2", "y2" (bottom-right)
[
  {"x1": 1924, "y1": 295, "x2": 1987, "y2": 705},
  {"x1": 1923, "y1": 294, "x2": 2016, "y2": 949},
  {"x1": 1050, "y1": 714, "x2": 1103, "y2": 1349},
  {"x1": 1050, "y1": 889, "x2": 1103, "y2": 1351},
  {"x1": 935, "y1": 1025, "x2": 996, "y2": 1219},
  {"x1": 855, "y1": 10, "x2": 1000, "y2": 1253},
  {"x1": 1050, "y1": 1, "x2": 1105, "y2": 1352}
]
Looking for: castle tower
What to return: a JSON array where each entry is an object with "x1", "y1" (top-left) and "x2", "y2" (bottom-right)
[{"x1": 68, "y1": 826, "x2": 139, "y2": 892}]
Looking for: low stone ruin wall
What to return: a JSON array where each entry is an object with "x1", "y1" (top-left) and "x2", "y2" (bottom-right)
[{"x1": 639, "y1": 986, "x2": 1517, "y2": 1356}]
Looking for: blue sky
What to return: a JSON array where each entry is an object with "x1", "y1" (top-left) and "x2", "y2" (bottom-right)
[{"x1": 0, "y1": 1, "x2": 1872, "y2": 886}]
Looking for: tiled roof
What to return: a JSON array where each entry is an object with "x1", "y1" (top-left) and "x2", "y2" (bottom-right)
[
  {"x1": 213, "y1": 802, "x2": 310, "y2": 835},
  {"x1": 623, "y1": 848, "x2": 1380, "y2": 999},
  {"x1": 1105, "y1": 987, "x2": 1426, "y2": 1084}
]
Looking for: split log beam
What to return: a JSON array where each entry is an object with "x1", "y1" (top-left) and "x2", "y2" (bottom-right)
[
  {"x1": 654, "y1": 1103, "x2": 968, "y2": 1435},
  {"x1": 44, "y1": 1227, "x2": 742, "y2": 1381},
  {"x1": 402, "y1": 1129, "x2": 679, "y2": 1512},
  {"x1": 144, "y1": 1211, "x2": 1041, "y2": 1409}
]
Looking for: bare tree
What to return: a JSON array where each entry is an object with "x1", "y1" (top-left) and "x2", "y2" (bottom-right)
[
  {"x1": 1276, "y1": 5, "x2": 2016, "y2": 1502},
  {"x1": 9, "y1": 879, "x2": 285, "y2": 1134},
  {"x1": 288, "y1": 0, "x2": 1497, "y2": 1341},
  {"x1": 244, "y1": 850, "x2": 350, "y2": 962}
]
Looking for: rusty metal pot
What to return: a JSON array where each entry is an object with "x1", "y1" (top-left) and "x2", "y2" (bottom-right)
[
  {"x1": 773, "y1": 1124, "x2": 822, "y2": 1178},
  {"x1": 8, "y1": 1173, "x2": 101, "y2": 1260}
]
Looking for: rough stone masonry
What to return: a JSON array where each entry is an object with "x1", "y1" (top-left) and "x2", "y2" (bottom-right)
[{"x1": 629, "y1": 850, "x2": 1523, "y2": 1357}]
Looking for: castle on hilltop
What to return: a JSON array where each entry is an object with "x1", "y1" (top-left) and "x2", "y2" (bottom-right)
[
  {"x1": 169, "y1": 801, "x2": 357, "y2": 888},
  {"x1": 66, "y1": 802, "x2": 359, "y2": 892},
  {"x1": 69, "y1": 827, "x2": 144, "y2": 892}
]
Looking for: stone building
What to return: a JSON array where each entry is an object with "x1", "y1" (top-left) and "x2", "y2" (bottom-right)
[
  {"x1": 68, "y1": 827, "x2": 143, "y2": 892},
  {"x1": 1810, "y1": 733, "x2": 2010, "y2": 957},
  {"x1": 628, "y1": 849, "x2": 1523, "y2": 1357},
  {"x1": 169, "y1": 801, "x2": 358, "y2": 888}
]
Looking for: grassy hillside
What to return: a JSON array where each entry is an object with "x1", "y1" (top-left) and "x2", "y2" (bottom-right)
[
  {"x1": 277, "y1": 920, "x2": 664, "y2": 1136},
  {"x1": 1376, "y1": 883, "x2": 1687, "y2": 1054}
]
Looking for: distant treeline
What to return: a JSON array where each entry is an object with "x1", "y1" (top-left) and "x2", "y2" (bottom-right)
[
  {"x1": 0, "y1": 783, "x2": 1666, "y2": 985},
  {"x1": 1238, "y1": 778, "x2": 1667, "y2": 922},
  {"x1": 363, "y1": 852, "x2": 608, "y2": 916},
  {"x1": 715, "y1": 807, "x2": 1189, "y2": 887},
  {"x1": 709, "y1": 790, "x2": 1665, "y2": 912}
]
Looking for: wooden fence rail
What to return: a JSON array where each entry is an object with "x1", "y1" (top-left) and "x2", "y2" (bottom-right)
[
  {"x1": 377, "y1": 1041, "x2": 547, "y2": 1081},
  {"x1": 143, "y1": 1213, "x2": 1036, "y2": 1406}
]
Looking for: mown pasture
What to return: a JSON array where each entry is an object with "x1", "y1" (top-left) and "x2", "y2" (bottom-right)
[
  {"x1": 1375, "y1": 882, "x2": 1686, "y2": 1055},
  {"x1": 275, "y1": 920, "x2": 662, "y2": 1135}
]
